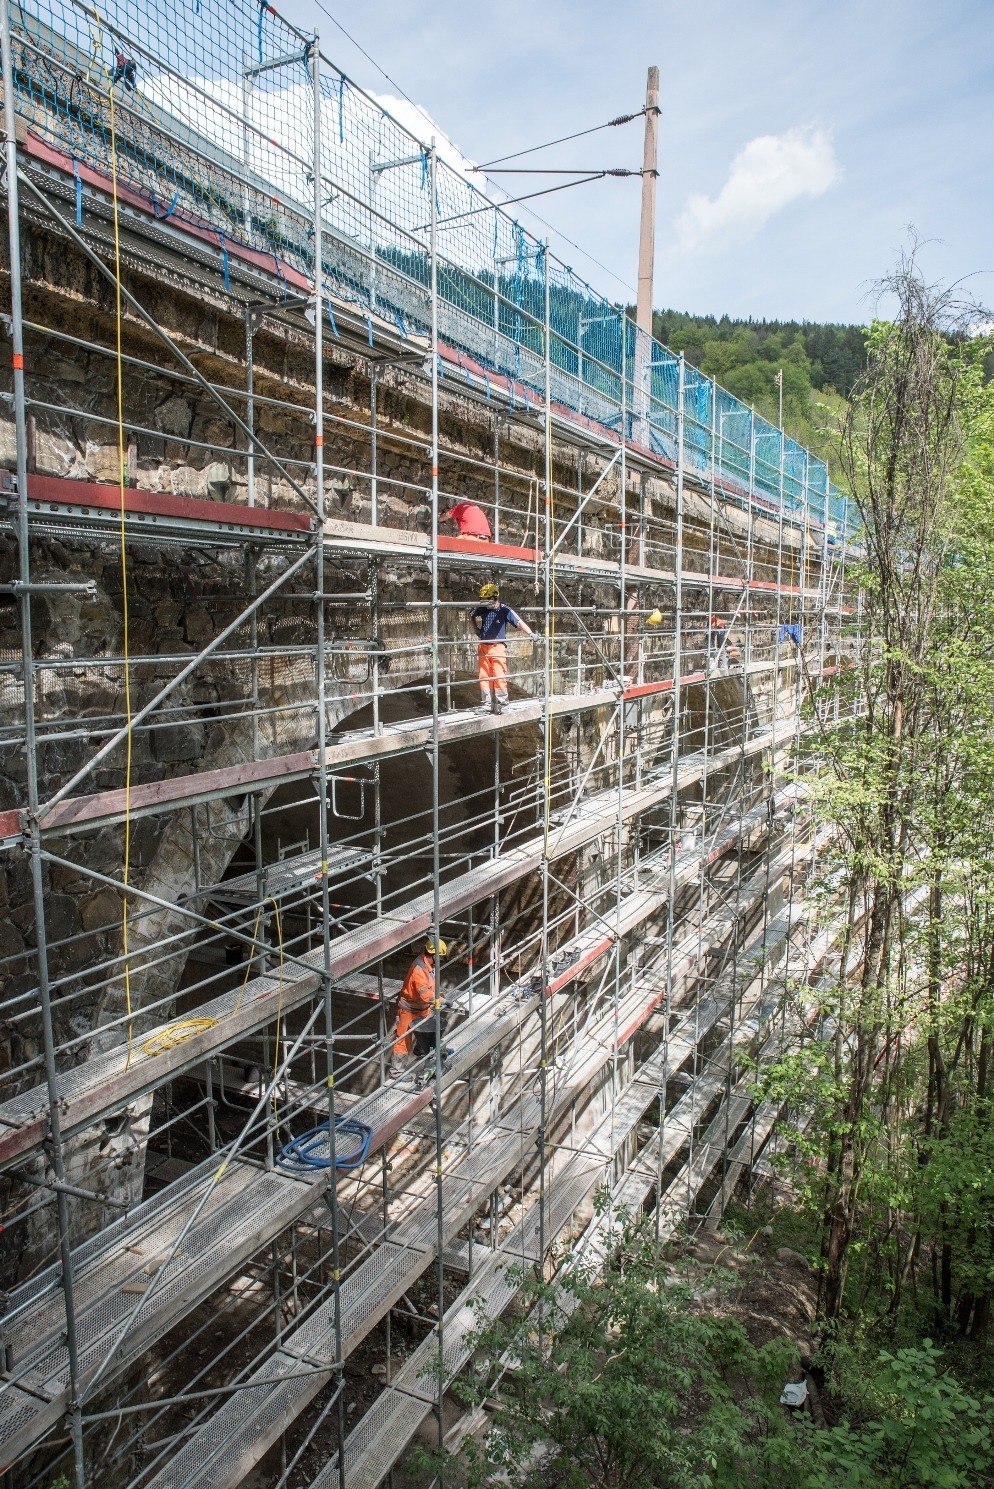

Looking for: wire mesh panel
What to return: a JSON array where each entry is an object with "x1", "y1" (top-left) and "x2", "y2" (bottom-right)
[{"x1": 7, "y1": 0, "x2": 852, "y2": 534}]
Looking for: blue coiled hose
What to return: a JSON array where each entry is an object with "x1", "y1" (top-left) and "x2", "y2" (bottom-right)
[{"x1": 277, "y1": 1117, "x2": 373, "y2": 1172}]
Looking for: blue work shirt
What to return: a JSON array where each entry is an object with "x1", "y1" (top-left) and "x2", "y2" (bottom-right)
[{"x1": 472, "y1": 603, "x2": 522, "y2": 643}]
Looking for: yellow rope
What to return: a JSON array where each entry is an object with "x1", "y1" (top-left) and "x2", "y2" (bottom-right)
[
  {"x1": 102, "y1": 41, "x2": 270, "y2": 1074},
  {"x1": 141, "y1": 1017, "x2": 218, "y2": 1057},
  {"x1": 232, "y1": 903, "x2": 264, "y2": 1016},
  {"x1": 106, "y1": 55, "x2": 135, "y2": 1070}
]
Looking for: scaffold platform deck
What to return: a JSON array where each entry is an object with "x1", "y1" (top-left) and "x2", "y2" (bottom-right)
[
  {"x1": 0, "y1": 722, "x2": 800, "y2": 1176},
  {"x1": 0, "y1": 809, "x2": 811, "y2": 1466}
]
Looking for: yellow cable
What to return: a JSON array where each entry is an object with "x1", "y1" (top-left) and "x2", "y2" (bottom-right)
[
  {"x1": 141, "y1": 1017, "x2": 218, "y2": 1057},
  {"x1": 544, "y1": 424, "x2": 555, "y2": 858},
  {"x1": 106, "y1": 52, "x2": 135, "y2": 1071},
  {"x1": 232, "y1": 903, "x2": 264, "y2": 1016}
]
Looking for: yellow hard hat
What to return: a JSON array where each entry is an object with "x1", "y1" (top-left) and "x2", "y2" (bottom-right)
[
  {"x1": 479, "y1": 582, "x2": 500, "y2": 600},
  {"x1": 424, "y1": 938, "x2": 447, "y2": 957},
  {"x1": 647, "y1": 608, "x2": 663, "y2": 626}
]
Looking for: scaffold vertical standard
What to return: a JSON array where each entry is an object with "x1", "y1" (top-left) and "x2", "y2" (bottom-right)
[{"x1": 0, "y1": 2, "x2": 861, "y2": 1486}]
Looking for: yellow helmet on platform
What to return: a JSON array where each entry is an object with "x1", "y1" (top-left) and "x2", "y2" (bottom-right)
[
  {"x1": 424, "y1": 938, "x2": 448, "y2": 957},
  {"x1": 647, "y1": 608, "x2": 663, "y2": 626},
  {"x1": 479, "y1": 582, "x2": 500, "y2": 600}
]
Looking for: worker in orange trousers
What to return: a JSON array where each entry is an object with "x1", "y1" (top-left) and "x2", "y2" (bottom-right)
[
  {"x1": 390, "y1": 938, "x2": 447, "y2": 1079},
  {"x1": 470, "y1": 582, "x2": 535, "y2": 715}
]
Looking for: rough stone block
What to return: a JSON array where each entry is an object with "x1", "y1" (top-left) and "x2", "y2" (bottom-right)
[
  {"x1": 154, "y1": 600, "x2": 182, "y2": 627},
  {"x1": 80, "y1": 887, "x2": 121, "y2": 932},
  {"x1": 84, "y1": 442, "x2": 123, "y2": 483},
  {"x1": 184, "y1": 608, "x2": 214, "y2": 645},
  {"x1": 151, "y1": 721, "x2": 205, "y2": 763},
  {"x1": 154, "y1": 394, "x2": 193, "y2": 439},
  {"x1": 44, "y1": 892, "x2": 82, "y2": 944}
]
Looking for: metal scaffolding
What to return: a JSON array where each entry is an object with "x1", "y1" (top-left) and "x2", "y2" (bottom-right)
[{"x1": 0, "y1": 2, "x2": 860, "y2": 1486}]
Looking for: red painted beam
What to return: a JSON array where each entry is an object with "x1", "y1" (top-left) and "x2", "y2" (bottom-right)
[
  {"x1": 26, "y1": 474, "x2": 313, "y2": 534},
  {"x1": 437, "y1": 534, "x2": 539, "y2": 563},
  {"x1": 0, "y1": 674, "x2": 707, "y2": 839},
  {"x1": 622, "y1": 671, "x2": 708, "y2": 701},
  {"x1": 40, "y1": 749, "x2": 316, "y2": 833}
]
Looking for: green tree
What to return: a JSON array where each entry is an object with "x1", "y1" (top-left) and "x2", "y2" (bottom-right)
[{"x1": 412, "y1": 1220, "x2": 798, "y2": 1489}]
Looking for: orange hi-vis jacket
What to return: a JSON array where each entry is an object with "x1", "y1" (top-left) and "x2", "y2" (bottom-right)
[
  {"x1": 393, "y1": 953, "x2": 437, "y2": 1060},
  {"x1": 399, "y1": 953, "x2": 435, "y2": 1012}
]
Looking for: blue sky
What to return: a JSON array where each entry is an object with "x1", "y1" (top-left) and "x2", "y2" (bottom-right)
[{"x1": 290, "y1": 0, "x2": 993, "y2": 326}]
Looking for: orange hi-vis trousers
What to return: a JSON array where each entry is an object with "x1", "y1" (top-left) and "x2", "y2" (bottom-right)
[
  {"x1": 393, "y1": 954, "x2": 435, "y2": 1061},
  {"x1": 393, "y1": 1001, "x2": 431, "y2": 1060},
  {"x1": 477, "y1": 641, "x2": 508, "y2": 704}
]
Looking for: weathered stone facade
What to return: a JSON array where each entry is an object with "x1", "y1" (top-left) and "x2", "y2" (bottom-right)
[{"x1": 0, "y1": 220, "x2": 820, "y2": 1290}]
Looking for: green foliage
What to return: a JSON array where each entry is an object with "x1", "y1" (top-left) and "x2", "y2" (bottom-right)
[
  {"x1": 797, "y1": 1343, "x2": 994, "y2": 1488},
  {"x1": 409, "y1": 1220, "x2": 994, "y2": 1489},
  {"x1": 652, "y1": 309, "x2": 866, "y2": 477},
  {"x1": 411, "y1": 1220, "x2": 799, "y2": 1489},
  {"x1": 653, "y1": 312, "x2": 867, "y2": 399},
  {"x1": 915, "y1": 1103, "x2": 994, "y2": 1302}
]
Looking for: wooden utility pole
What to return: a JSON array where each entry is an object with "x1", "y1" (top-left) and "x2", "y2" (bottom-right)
[{"x1": 636, "y1": 65, "x2": 659, "y2": 338}]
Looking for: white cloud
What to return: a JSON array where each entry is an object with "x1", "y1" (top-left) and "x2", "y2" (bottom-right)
[
  {"x1": 369, "y1": 92, "x2": 487, "y2": 189},
  {"x1": 676, "y1": 126, "x2": 841, "y2": 253}
]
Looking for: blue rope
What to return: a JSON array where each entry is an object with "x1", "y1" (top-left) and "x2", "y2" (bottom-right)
[
  {"x1": 72, "y1": 158, "x2": 82, "y2": 227},
  {"x1": 152, "y1": 189, "x2": 179, "y2": 221},
  {"x1": 277, "y1": 1117, "x2": 373, "y2": 1172},
  {"x1": 218, "y1": 233, "x2": 231, "y2": 292},
  {"x1": 256, "y1": 0, "x2": 266, "y2": 64},
  {"x1": 327, "y1": 301, "x2": 339, "y2": 339}
]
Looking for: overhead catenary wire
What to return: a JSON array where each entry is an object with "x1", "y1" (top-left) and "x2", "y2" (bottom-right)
[
  {"x1": 476, "y1": 109, "x2": 650, "y2": 168},
  {"x1": 425, "y1": 171, "x2": 643, "y2": 232},
  {"x1": 483, "y1": 166, "x2": 650, "y2": 176},
  {"x1": 308, "y1": 0, "x2": 644, "y2": 295}
]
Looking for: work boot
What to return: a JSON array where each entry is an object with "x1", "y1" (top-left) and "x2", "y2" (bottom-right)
[
  {"x1": 491, "y1": 695, "x2": 507, "y2": 715},
  {"x1": 475, "y1": 699, "x2": 493, "y2": 715}
]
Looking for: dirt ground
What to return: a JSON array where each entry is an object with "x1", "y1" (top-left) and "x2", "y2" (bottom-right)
[{"x1": 671, "y1": 1221, "x2": 820, "y2": 1359}]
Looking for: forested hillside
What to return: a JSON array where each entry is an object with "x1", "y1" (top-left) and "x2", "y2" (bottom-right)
[{"x1": 653, "y1": 310, "x2": 867, "y2": 477}]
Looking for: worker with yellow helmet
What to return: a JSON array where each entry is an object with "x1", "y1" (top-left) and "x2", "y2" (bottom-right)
[
  {"x1": 470, "y1": 581, "x2": 535, "y2": 716},
  {"x1": 390, "y1": 936, "x2": 449, "y2": 1080}
]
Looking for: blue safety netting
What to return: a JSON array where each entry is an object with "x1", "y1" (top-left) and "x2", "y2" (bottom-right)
[{"x1": 6, "y1": 0, "x2": 855, "y2": 538}]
